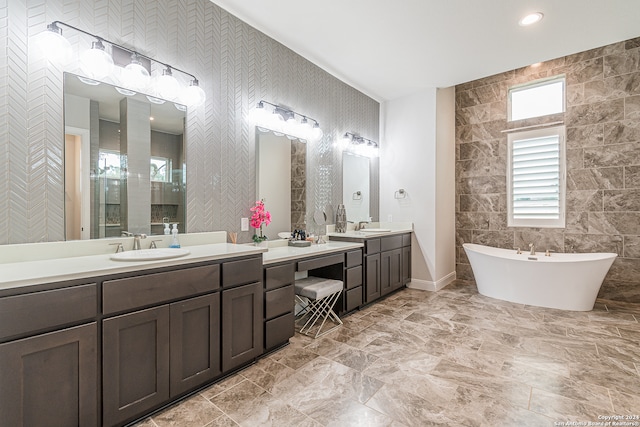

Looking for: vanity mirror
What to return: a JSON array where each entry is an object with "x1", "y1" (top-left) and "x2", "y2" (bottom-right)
[
  {"x1": 255, "y1": 131, "x2": 306, "y2": 240},
  {"x1": 63, "y1": 72, "x2": 186, "y2": 240},
  {"x1": 342, "y1": 152, "x2": 370, "y2": 222}
]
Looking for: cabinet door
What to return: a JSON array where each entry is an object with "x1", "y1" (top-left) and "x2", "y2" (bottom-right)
[
  {"x1": 381, "y1": 249, "x2": 402, "y2": 296},
  {"x1": 0, "y1": 323, "x2": 98, "y2": 427},
  {"x1": 365, "y1": 253, "x2": 381, "y2": 303},
  {"x1": 103, "y1": 306, "x2": 170, "y2": 427},
  {"x1": 170, "y1": 293, "x2": 221, "y2": 397},
  {"x1": 222, "y1": 282, "x2": 263, "y2": 372},
  {"x1": 402, "y1": 245, "x2": 411, "y2": 285}
]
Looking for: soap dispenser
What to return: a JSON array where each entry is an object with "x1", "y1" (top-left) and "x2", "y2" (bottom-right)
[
  {"x1": 169, "y1": 224, "x2": 181, "y2": 248},
  {"x1": 164, "y1": 223, "x2": 171, "y2": 235}
]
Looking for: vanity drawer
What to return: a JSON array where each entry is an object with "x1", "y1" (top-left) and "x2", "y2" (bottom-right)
[
  {"x1": 345, "y1": 250, "x2": 363, "y2": 268},
  {"x1": 365, "y1": 239, "x2": 381, "y2": 255},
  {"x1": 346, "y1": 266, "x2": 363, "y2": 290},
  {"x1": 265, "y1": 263, "x2": 295, "y2": 291},
  {"x1": 222, "y1": 257, "x2": 262, "y2": 288},
  {"x1": 297, "y1": 254, "x2": 343, "y2": 272},
  {"x1": 0, "y1": 284, "x2": 97, "y2": 341},
  {"x1": 381, "y1": 235, "x2": 403, "y2": 251},
  {"x1": 346, "y1": 287, "x2": 363, "y2": 312},
  {"x1": 402, "y1": 233, "x2": 411, "y2": 247},
  {"x1": 265, "y1": 285, "x2": 294, "y2": 320},
  {"x1": 103, "y1": 264, "x2": 220, "y2": 315},
  {"x1": 265, "y1": 312, "x2": 294, "y2": 350}
]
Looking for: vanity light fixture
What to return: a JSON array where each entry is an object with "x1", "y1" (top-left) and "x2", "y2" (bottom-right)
[
  {"x1": 251, "y1": 100, "x2": 323, "y2": 142},
  {"x1": 339, "y1": 132, "x2": 379, "y2": 158},
  {"x1": 518, "y1": 12, "x2": 543, "y2": 26},
  {"x1": 36, "y1": 20, "x2": 206, "y2": 107}
]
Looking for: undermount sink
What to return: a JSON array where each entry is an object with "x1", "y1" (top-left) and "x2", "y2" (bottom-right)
[
  {"x1": 111, "y1": 248, "x2": 191, "y2": 261},
  {"x1": 359, "y1": 228, "x2": 392, "y2": 233}
]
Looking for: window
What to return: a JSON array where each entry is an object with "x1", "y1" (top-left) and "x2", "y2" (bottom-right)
[
  {"x1": 150, "y1": 156, "x2": 172, "y2": 182},
  {"x1": 507, "y1": 126, "x2": 566, "y2": 228},
  {"x1": 508, "y1": 76, "x2": 565, "y2": 121},
  {"x1": 98, "y1": 150, "x2": 121, "y2": 179}
]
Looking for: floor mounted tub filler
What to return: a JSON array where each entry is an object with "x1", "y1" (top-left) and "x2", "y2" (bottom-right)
[{"x1": 463, "y1": 243, "x2": 617, "y2": 311}]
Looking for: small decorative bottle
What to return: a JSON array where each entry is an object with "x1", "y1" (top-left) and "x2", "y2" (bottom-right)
[
  {"x1": 169, "y1": 224, "x2": 181, "y2": 248},
  {"x1": 335, "y1": 204, "x2": 347, "y2": 233}
]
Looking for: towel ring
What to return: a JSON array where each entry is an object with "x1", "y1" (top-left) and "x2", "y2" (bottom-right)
[{"x1": 394, "y1": 189, "x2": 406, "y2": 199}]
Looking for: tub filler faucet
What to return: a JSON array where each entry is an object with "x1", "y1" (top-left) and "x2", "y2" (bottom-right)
[{"x1": 529, "y1": 243, "x2": 535, "y2": 255}]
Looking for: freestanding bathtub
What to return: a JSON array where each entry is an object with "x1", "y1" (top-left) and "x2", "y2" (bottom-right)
[{"x1": 463, "y1": 243, "x2": 617, "y2": 311}]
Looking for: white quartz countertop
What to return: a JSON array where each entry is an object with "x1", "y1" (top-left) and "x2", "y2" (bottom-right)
[
  {"x1": 326, "y1": 222, "x2": 413, "y2": 240},
  {"x1": 0, "y1": 243, "x2": 266, "y2": 292},
  {"x1": 262, "y1": 241, "x2": 363, "y2": 265}
]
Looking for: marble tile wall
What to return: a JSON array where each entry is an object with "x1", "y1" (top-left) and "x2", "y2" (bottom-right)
[{"x1": 455, "y1": 37, "x2": 640, "y2": 304}]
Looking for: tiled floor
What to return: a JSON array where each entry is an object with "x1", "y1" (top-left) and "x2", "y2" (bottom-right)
[{"x1": 135, "y1": 281, "x2": 640, "y2": 426}]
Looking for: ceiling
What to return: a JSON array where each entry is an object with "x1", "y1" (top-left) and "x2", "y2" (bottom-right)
[{"x1": 209, "y1": 0, "x2": 640, "y2": 102}]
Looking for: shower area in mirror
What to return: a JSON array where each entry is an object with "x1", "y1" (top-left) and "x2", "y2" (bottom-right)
[{"x1": 63, "y1": 72, "x2": 186, "y2": 241}]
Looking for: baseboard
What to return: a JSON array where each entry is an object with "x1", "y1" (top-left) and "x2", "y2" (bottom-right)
[{"x1": 407, "y1": 271, "x2": 456, "y2": 292}]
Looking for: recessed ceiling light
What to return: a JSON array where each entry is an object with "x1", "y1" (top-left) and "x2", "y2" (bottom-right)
[{"x1": 519, "y1": 12, "x2": 543, "y2": 26}]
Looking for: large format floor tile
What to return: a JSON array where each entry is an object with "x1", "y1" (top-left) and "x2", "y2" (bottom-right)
[{"x1": 136, "y1": 281, "x2": 640, "y2": 426}]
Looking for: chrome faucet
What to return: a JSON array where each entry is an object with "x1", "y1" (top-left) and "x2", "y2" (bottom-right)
[
  {"x1": 121, "y1": 231, "x2": 147, "y2": 250},
  {"x1": 529, "y1": 243, "x2": 535, "y2": 255},
  {"x1": 357, "y1": 221, "x2": 369, "y2": 231}
]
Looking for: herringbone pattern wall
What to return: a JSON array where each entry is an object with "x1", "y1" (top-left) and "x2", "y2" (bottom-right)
[{"x1": 0, "y1": 0, "x2": 379, "y2": 244}]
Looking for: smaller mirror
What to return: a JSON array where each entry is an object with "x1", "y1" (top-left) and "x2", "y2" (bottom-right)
[{"x1": 342, "y1": 152, "x2": 370, "y2": 222}]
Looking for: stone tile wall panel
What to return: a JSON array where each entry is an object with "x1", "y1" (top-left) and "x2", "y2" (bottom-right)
[{"x1": 456, "y1": 37, "x2": 640, "y2": 304}]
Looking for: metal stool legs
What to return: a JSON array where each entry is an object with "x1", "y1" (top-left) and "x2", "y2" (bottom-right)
[{"x1": 295, "y1": 291, "x2": 343, "y2": 338}]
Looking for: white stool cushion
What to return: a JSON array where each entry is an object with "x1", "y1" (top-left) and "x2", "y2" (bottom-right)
[{"x1": 295, "y1": 276, "x2": 343, "y2": 300}]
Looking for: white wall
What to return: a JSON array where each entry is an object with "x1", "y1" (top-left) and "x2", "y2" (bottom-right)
[{"x1": 380, "y1": 87, "x2": 456, "y2": 290}]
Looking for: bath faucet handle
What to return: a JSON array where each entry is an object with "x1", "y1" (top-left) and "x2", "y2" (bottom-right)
[
  {"x1": 545, "y1": 249, "x2": 555, "y2": 257},
  {"x1": 150, "y1": 239, "x2": 162, "y2": 249},
  {"x1": 109, "y1": 242, "x2": 125, "y2": 253},
  {"x1": 515, "y1": 247, "x2": 522, "y2": 254}
]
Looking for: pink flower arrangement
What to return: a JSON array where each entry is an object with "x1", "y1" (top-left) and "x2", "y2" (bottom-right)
[{"x1": 250, "y1": 199, "x2": 271, "y2": 243}]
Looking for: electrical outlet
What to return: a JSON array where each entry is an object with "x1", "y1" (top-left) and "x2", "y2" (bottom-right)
[
  {"x1": 241, "y1": 217, "x2": 249, "y2": 231},
  {"x1": 387, "y1": 214, "x2": 393, "y2": 222}
]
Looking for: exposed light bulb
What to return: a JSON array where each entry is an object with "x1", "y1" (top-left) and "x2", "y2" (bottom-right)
[
  {"x1": 298, "y1": 117, "x2": 313, "y2": 142},
  {"x1": 285, "y1": 113, "x2": 298, "y2": 140},
  {"x1": 33, "y1": 23, "x2": 72, "y2": 64},
  {"x1": 79, "y1": 39, "x2": 114, "y2": 80},
  {"x1": 121, "y1": 53, "x2": 150, "y2": 91},
  {"x1": 311, "y1": 122, "x2": 324, "y2": 141},
  {"x1": 155, "y1": 67, "x2": 180, "y2": 100},
  {"x1": 182, "y1": 79, "x2": 206, "y2": 107}
]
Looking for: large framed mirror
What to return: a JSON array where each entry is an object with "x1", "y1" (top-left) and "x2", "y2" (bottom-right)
[
  {"x1": 255, "y1": 130, "x2": 306, "y2": 240},
  {"x1": 63, "y1": 72, "x2": 186, "y2": 240},
  {"x1": 342, "y1": 152, "x2": 370, "y2": 223}
]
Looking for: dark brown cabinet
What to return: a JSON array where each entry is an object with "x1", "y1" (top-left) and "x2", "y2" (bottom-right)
[
  {"x1": 0, "y1": 323, "x2": 98, "y2": 427},
  {"x1": 222, "y1": 281, "x2": 263, "y2": 372},
  {"x1": 170, "y1": 293, "x2": 221, "y2": 396},
  {"x1": 344, "y1": 249, "x2": 364, "y2": 312},
  {"x1": 381, "y1": 248, "x2": 402, "y2": 296},
  {"x1": 263, "y1": 263, "x2": 295, "y2": 351},
  {"x1": 402, "y1": 244, "x2": 411, "y2": 285},
  {"x1": 365, "y1": 253, "x2": 381, "y2": 303},
  {"x1": 103, "y1": 305, "x2": 170, "y2": 427}
]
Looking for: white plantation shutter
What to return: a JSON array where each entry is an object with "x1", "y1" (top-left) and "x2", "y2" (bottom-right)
[{"x1": 508, "y1": 126, "x2": 566, "y2": 228}]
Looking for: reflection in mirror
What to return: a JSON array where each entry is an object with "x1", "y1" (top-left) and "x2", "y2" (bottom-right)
[
  {"x1": 63, "y1": 72, "x2": 186, "y2": 240},
  {"x1": 342, "y1": 152, "x2": 370, "y2": 222},
  {"x1": 256, "y1": 131, "x2": 306, "y2": 240}
]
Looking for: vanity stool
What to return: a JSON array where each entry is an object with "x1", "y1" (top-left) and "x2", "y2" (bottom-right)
[{"x1": 294, "y1": 276, "x2": 343, "y2": 338}]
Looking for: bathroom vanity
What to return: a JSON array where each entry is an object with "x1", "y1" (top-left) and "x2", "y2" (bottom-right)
[
  {"x1": 328, "y1": 226, "x2": 413, "y2": 304},
  {"x1": 0, "y1": 234, "x2": 379, "y2": 427}
]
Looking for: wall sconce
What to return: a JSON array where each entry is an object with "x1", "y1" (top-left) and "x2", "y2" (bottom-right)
[
  {"x1": 250, "y1": 100, "x2": 323, "y2": 142},
  {"x1": 34, "y1": 21, "x2": 206, "y2": 107},
  {"x1": 394, "y1": 189, "x2": 407, "y2": 199},
  {"x1": 338, "y1": 132, "x2": 379, "y2": 158}
]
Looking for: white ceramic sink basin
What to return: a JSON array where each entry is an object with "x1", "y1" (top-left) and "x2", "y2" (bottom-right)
[
  {"x1": 360, "y1": 228, "x2": 392, "y2": 233},
  {"x1": 111, "y1": 248, "x2": 190, "y2": 261}
]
